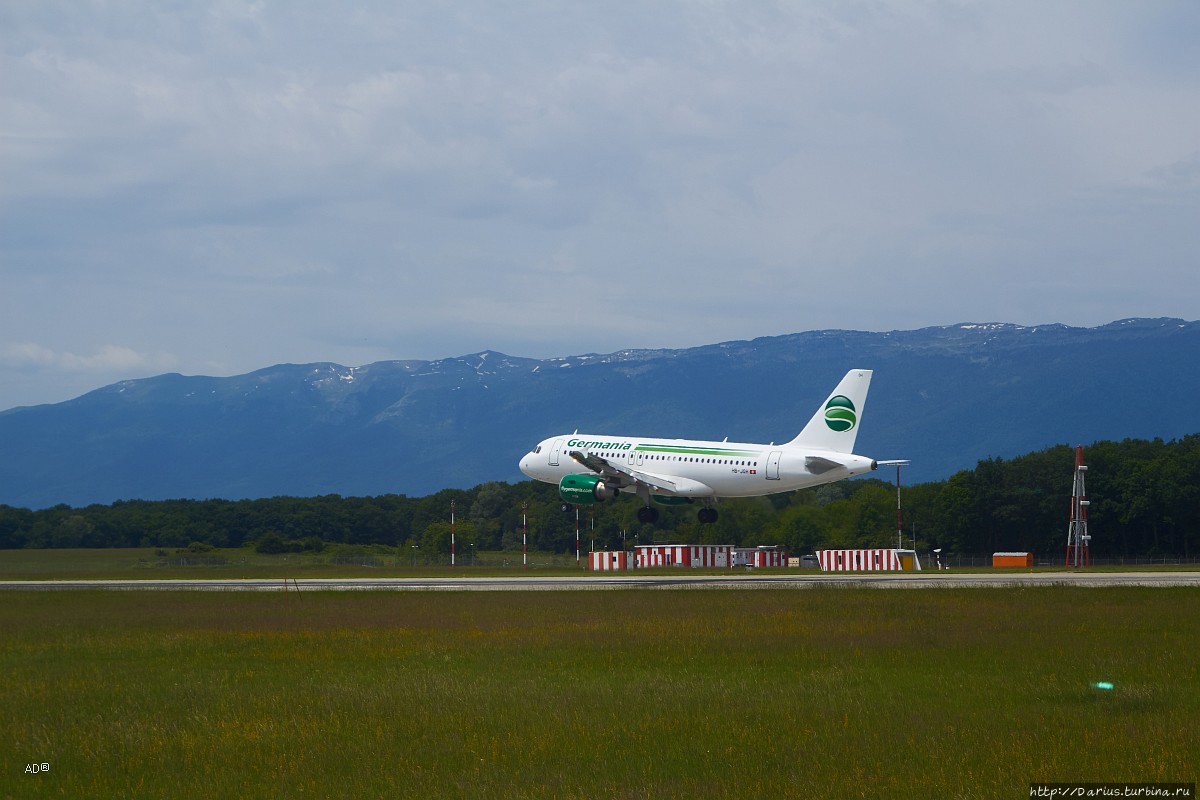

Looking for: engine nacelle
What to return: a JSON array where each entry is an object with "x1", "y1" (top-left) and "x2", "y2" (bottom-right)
[{"x1": 559, "y1": 474, "x2": 619, "y2": 505}]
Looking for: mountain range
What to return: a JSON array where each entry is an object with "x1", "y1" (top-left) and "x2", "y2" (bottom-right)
[{"x1": 2, "y1": 318, "x2": 1199, "y2": 509}]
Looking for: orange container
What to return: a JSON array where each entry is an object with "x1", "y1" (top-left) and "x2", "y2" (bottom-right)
[{"x1": 992, "y1": 552, "x2": 1033, "y2": 567}]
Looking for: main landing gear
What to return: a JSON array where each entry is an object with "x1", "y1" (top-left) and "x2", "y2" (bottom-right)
[{"x1": 697, "y1": 507, "x2": 719, "y2": 524}]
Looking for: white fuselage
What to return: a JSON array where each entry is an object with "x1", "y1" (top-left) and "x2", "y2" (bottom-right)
[{"x1": 518, "y1": 433, "x2": 876, "y2": 498}]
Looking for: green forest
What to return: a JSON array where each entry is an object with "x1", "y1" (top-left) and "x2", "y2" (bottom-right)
[{"x1": 2, "y1": 436, "x2": 1197, "y2": 557}]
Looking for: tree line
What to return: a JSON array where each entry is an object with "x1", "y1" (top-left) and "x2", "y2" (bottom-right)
[{"x1": 1, "y1": 435, "x2": 1197, "y2": 557}]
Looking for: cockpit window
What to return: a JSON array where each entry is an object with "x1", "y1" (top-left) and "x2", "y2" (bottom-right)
[{"x1": 534, "y1": 446, "x2": 542, "y2": 454}]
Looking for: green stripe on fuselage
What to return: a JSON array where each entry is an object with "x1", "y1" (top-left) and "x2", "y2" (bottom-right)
[{"x1": 634, "y1": 444, "x2": 761, "y2": 457}]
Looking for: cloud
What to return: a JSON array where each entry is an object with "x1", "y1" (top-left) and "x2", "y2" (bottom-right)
[
  {"x1": 0, "y1": 342, "x2": 176, "y2": 374},
  {"x1": 1, "y1": 1, "x2": 1198, "y2": 410}
]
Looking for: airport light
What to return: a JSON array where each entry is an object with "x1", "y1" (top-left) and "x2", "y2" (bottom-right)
[
  {"x1": 878, "y1": 460, "x2": 913, "y2": 551},
  {"x1": 450, "y1": 500, "x2": 456, "y2": 568},
  {"x1": 521, "y1": 502, "x2": 528, "y2": 571}
]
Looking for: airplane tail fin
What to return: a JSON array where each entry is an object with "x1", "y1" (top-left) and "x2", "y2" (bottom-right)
[{"x1": 787, "y1": 369, "x2": 872, "y2": 452}]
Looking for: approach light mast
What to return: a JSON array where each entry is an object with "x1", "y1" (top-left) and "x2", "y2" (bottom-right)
[{"x1": 1065, "y1": 446, "x2": 1091, "y2": 568}]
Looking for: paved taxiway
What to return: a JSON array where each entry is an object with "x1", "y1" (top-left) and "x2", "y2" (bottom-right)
[{"x1": 2, "y1": 571, "x2": 1199, "y2": 591}]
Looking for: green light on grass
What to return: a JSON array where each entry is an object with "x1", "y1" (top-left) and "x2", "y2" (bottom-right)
[{"x1": 1092, "y1": 681, "x2": 1115, "y2": 691}]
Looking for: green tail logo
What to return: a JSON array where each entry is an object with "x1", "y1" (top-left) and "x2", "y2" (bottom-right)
[{"x1": 824, "y1": 395, "x2": 857, "y2": 432}]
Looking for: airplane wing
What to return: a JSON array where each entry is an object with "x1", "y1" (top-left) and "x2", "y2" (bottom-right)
[
  {"x1": 569, "y1": 450, "x2": 618, "y2": 475},
  {"x1": 569, "y1": 450, "x2": 714, "y2": 497}
]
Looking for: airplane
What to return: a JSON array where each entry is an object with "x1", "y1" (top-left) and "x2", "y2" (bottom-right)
[{"x1": 518, "y1": 368, "x2": 893, "y2": 524}]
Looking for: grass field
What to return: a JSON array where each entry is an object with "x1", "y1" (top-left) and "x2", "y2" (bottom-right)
[
  {"x1": 3, "y1": 587, "x2": 1196, "y2": 799},
  {"x1": 0, "y1": 547, "x2": 589, "y2": 580}
]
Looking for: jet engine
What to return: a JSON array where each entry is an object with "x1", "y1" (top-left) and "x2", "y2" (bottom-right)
[{"x1": 558, "y1": 474, "x2": 619, "y2": 504}]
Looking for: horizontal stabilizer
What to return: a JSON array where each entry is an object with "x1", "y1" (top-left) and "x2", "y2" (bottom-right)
[{"x1": 805, "y1": 456, "x2": 844, "y2": 475}]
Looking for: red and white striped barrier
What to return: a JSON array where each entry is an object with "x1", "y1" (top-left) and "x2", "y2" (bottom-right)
[
  {"x1": 816, "y1": 548, "x2": 921, "y2": 572},
  {"x1": 635, "y1": 545, "x2": 690, "y2": 568},
  {"x1": 736, "y1": 547, "x2": 788, "y2": 568},
  {"x1": 589, "y1": 551, "x2": 630, "y2": 571}
]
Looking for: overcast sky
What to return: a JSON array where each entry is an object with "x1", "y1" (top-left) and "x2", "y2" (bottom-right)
[{"x1": 2, "y1": 1, "x2": 1198, "y2": 410}]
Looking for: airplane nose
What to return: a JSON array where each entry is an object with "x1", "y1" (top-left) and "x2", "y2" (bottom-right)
[{"x1": 519, "y1": 453, "x2": 533, "y2": 478}]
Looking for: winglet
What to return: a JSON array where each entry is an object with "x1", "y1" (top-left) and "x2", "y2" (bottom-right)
[{"x1": 787, "y1": 369, "x2": 872, "y2": 453}]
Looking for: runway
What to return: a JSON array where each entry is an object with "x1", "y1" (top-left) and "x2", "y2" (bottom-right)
[{"x1": 2, "y1": 571, "x2": 1199, "y2": 591}]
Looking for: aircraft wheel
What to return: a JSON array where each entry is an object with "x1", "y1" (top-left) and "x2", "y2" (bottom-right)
[
  {"x1": 637, "y1": 506, "x2": 660, "y2": 524},
  {"x1": 698, "y1": 508, "x2": 719, "y2": 524}
]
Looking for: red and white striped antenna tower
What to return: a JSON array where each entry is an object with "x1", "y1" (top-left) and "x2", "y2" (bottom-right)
[{"x1": 1065, "y1": 445, "x2": 1091, "y2": 568}]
